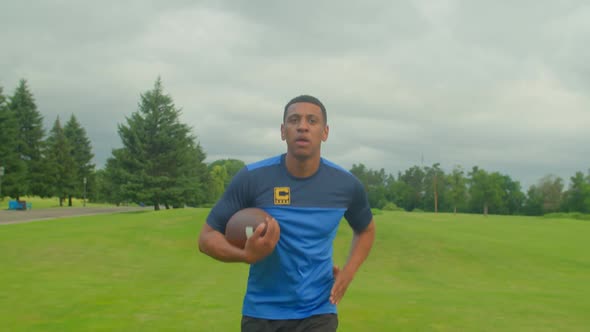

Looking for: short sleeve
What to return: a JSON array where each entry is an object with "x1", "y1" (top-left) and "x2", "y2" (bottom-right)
[
  {"x1": 343, "y1": 177, "x2": 373, "y2": 233},
  {"x1": 206, "y1": 167, "x2": 254, "y2": 233}
]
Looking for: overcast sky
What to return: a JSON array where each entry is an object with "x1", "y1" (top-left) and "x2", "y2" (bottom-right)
[{"x1": 1, "y1": 0, "x2": 589, "y2": 189}]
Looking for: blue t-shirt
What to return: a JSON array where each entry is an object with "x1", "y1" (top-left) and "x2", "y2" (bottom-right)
[{"x1": 206, "y1": 154, "x2": 372, "y2": 319}]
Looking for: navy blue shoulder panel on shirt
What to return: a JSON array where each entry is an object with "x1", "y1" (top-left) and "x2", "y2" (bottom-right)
[{"x1": 246, "y1": 155, "x2": 282, "y2": 171}]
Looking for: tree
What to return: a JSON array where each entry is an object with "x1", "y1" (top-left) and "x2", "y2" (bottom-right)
[
  {"x1": 398, "y1": 166, "x2": 426, "y2": 211},
  {"x1": 92, "y1": 169, "x2": 107, "y2": 203},
  {"x1": 102, "y1": 148, "x2": 134, "y2": 206},
  {"x1": 208, "y1": 164, "x2": 228, "y2": 202},
  {"x1": 0, "y1": 86, "x2": 27, "y2": 199},
  {"x1": 498, "y1": 175, "x2": 525, "y2": 215},
  {"x1": 447, "y1": 165, "x2": 467, "y2": 214},
  {"x1": 386, "y1": 176, "x2": 414, "y2": 211},
  {"x1": 423, "y1": 163, "x2": 447, "y2": 213},
  {"x1": 562, "y1": 171, "x2": 590, "y2": 213},
  {"x1": 350, "y1": 163, "x2": 388, "y2": 208},
  {"x1": 111, "y1": 77, "x2": 208, "y2": 210},
  {"x1": 536, "y1": 174, "x2": 564, "y2": 214},
  {"x1": 64, "y1": 114, "x2": 95, "y2": 206},
  {"x1": 208, "y1": 158, "x2": 246, "y2": 188},
  {"x1": 9, "y1": 79, "x2": 47, "y2": 198},
  {"x1": 45, "y1": 117, "x2": 77, "y2": 206},
  {"x1": 173, "y1": 143, "x2": 208, "y2": 207},
  {"x1": 523, "y1": 185, "x2": 544, "y2": 216},
  {"x1": 468, "y1": 167, "x2": 503, "y2": 216}
]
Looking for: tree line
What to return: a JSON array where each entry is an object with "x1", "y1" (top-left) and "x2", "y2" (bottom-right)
[
  {"x1": 1, "y1": 78, "x2": 589, "y2": 215},
  {"x1": 0, "y1": 80, "x2": 94, "y2": 206},
  {"x1": 0, "y1": 78, "x2": 240, "y2": 210},
  {"x1": 350, "y1": 163, "x2": 590, "y2": 216}
]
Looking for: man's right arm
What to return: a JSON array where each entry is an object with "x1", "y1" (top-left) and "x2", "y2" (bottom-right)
[
  {"x1": 198, "y1": 217, "x2": 280, "y2": 264},
  {"x1": 198, "y1": 223, "x2": 250, "y2": 263},
  {"x1": 198, "y1": 166, "x2": 252, "y2": 263}
]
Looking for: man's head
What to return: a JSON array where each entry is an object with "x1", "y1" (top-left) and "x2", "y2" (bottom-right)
[
  {"x1": 281, "y1": 95, "x2": 329, "y2": 162},
  {"x1": 283, "y1": 95, "x2": 327, "y2": 125}
]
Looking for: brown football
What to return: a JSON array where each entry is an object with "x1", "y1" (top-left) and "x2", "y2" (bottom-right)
[{"x1": 225, "y1": 208, "x2": 270, "y2": 249}]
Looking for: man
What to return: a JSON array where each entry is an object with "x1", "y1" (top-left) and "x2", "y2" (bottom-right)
[{"x1": 198, "y1": 95, "x2": 375, "y2": 332}]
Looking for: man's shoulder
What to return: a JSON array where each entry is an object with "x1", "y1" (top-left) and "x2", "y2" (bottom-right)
[
  {"x1": 246, "y1": 154, "x2": 283, "y2": 172},
  {"x1": 320, "y1": 158, "x2": 364, "y2": 188},
  {"x1": 321, "y1": 157, "x2": 351, "y2": 175}
]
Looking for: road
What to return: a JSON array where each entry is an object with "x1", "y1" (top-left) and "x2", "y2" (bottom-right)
[{"x1": 0, "y1": 206, "x2": 149, "y2": 225}]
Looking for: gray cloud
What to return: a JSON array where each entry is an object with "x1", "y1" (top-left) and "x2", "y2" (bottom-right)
[{"x1": 1, "y1": 0, "x2": 589, "y2": 190}]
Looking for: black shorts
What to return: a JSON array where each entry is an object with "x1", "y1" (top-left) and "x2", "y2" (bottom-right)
[{"x1": 241, "y1": 313, "x2": 338, "y2": 332}]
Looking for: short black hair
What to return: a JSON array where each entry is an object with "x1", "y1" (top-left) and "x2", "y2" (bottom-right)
[{"x1": 283, "y1": 95, "x2": 327, "y2": 124}]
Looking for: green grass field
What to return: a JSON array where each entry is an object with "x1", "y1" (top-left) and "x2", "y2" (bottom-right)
[{"x1": 0, "y1": 209, "x2": 589, "y2": 331}]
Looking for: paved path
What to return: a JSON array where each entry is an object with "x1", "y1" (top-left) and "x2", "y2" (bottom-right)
[{"x1": 0, "y1": 206, "x2": 149, "y2": 225}]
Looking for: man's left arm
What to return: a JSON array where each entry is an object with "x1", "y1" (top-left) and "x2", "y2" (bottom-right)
[{"x1": 330, "y1": 219, "x2": 375, "y2": 305}]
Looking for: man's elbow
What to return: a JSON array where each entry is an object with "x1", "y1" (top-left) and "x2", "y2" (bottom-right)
[
  {"x1": 358, "y1": 220, "x2": 376, "y2": 236},
  {"x1": 198, "y1": 238, "x2": 204, "y2": 253},
  {"x1": 198, "y1": 232, "x2": 209, "y2": 254}
]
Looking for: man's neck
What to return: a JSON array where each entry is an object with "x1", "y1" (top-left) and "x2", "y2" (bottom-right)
[{"x1": 285, "y1": 153, "x2": 321, "y2": 178}]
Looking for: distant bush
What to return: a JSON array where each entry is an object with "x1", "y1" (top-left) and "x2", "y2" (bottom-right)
[
  {"x1": 371, "y1": 208, "x2": 383, "y2": 215},
  {"x1": 382, "y1": 202, "x2": 403, "y2": 211},
  {"x1": 543, "y1": 212, "x2": 590, "y2": 221},
  {"x1": 198, "y1": 203, "x2": 215, "y2": 208},
  {"x1": 412, "y1": 208, "x2": 425, "y2": 213}
]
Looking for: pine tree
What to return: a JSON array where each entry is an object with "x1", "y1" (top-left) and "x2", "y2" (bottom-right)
[
  {"x1": 0, "y1": 87, "x2": 27, "y2": 199},
  {"x1": 112, "y1": 77, "x2": 208, "y2": 210},
  {"x1": 64, "y1": 114, "x2": 95, "y2": 206},
  {"x1": 46, "y1": 117, "x2": 77, "y2": 206},
  {"x1": 102, "y1": 148, "x2": 134, "y2": 206},
  {"x1": 9, "y1": 79, "x2": 47, "y2": 198}
]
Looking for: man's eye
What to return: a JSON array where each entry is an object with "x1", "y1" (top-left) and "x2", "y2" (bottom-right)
[{"x1": 309, "y1": 118, "x2": 317, "y2": 124}]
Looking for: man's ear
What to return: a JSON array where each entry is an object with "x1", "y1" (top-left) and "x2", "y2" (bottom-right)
[
  {"x1": 281, "y1": 123, "x2": 286, "y2": 141},
  {"x1": 322, "y1": 125, "x2": 329, "y2": 142}
]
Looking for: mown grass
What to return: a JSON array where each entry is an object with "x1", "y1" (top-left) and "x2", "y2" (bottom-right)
[
  {"x1": 544, "y1": 212, "x2": 590, "y2": 221},
  {"x1": 0, "y1": 209, "x2": 589, "y2": 331}
]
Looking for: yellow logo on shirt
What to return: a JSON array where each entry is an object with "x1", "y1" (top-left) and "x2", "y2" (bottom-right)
[{"x1": 274, "y1": 187, "x2": 291, "y2": 205}]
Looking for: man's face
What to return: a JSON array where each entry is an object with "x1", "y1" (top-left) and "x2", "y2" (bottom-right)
[{"x1": 281, "y1": 102, "x2": 329, "y2": 161}]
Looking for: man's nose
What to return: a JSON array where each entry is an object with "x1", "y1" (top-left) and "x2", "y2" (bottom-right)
[{"x1": 297, "y1": 119, "x2": 310, "y2": 131}]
